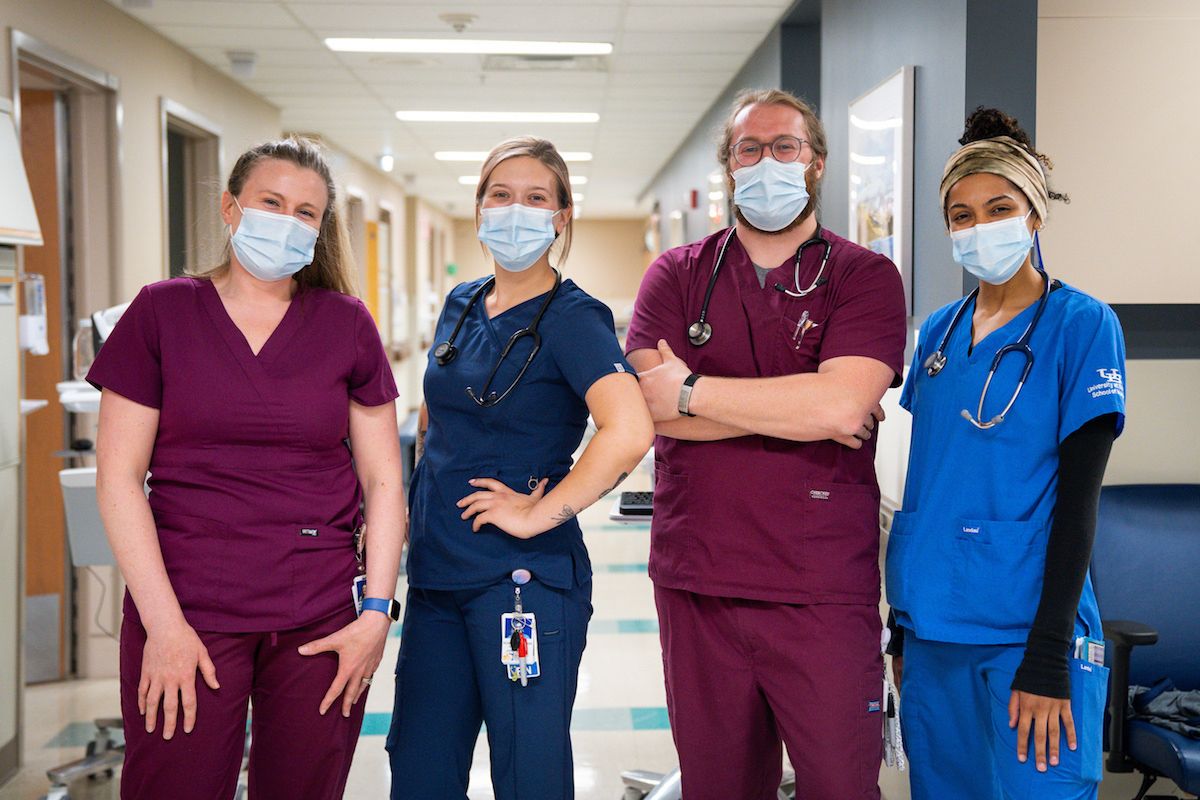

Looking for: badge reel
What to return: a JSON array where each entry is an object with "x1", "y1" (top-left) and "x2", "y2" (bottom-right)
[
  {"x1": 501, "y1": 569, "x2": 540, "y2": 685},
  {"x1": 351, "y1": 522, "x2": 367, "y2": 616}
]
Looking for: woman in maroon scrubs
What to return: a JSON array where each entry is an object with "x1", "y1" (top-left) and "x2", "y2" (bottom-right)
[{"x1": 89, "y1": 138, "x2": 405, "y2": 799}]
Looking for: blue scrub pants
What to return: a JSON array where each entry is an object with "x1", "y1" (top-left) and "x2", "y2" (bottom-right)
[
  {"x1": 900, "y1": 631, "x2": 1108, "y2": 800},
  {"x1": 386, "y1": 578, "x2": 592, "y2": 800}
]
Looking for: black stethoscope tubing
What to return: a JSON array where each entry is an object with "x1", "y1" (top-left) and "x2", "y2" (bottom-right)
[
  {"x1": 433, "y1": 269, "x2": 563, "y2": 408},
  {"x1": 688, "y1": 226, "x2": 832, "y2": 347}
]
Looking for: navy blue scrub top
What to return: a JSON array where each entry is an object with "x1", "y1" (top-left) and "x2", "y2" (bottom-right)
[{"x1": 408, "y1": 277, "x2": 633, "y2": 591}]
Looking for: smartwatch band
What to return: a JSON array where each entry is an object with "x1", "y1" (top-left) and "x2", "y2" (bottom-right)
[
  {"x1": 361, "y1": 597, "x2": 401, "y2": 621},
  {"x1": 678, "y1": 373, "x2": 702, "y2": 417}
]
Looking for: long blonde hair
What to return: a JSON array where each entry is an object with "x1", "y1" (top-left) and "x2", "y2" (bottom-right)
[
  {"x1": 475, "y1": 137, "x2": 575, "y2": 265},
  {"x1": 195, "y1": 137, "x2": 357, "y2": 295}
]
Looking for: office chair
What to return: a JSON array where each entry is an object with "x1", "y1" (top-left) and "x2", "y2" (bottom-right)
[
  {"x1": 1091, "y1": 484, "x2": 1200, "y2": 800},
  {"x1": 44, "y1": 468, "x2": 249, "y2": 800}
]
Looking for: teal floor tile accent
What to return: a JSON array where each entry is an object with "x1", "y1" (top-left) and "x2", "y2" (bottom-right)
[
  {"x1": 358, "y1": 706, "x2": 670, "y2": 735},
  {"x1": 630, "y1": 707, "x2": 671, "y2": 730},
  {"x1": 570, "y1": 708, "x2": 631, "y2": 731},
  {"x1": 588, "y1": 618, "x2": 658, "y2": 635},
  {"x1": 360, "y1": 712, "x2": 393, "y2": 736},
  {"x1": 594, "y1": 562, "x2": 649, "y2": 573},
  {"x1": 617, "y1": 618, "x2": 659, "y2": 634},
  {"x1": 44, "y1": 721, "x2": 125, "y2": 749}
]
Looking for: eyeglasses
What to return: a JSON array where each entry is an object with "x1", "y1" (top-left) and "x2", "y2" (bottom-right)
[{"x1": 731, "y1": 136, "x2": 809, "y2": 167}]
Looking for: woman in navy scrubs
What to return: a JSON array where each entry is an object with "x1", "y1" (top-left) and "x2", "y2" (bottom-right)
[
  {"x1": 90, "y1": 138, "x2": 405, "y2": 799},
  {"x1": 885, "y1": 109, "x2": 1126, "y2": 800},
  {"x1": 386, "y1": 137, "x2": 654, "y2": 800}
]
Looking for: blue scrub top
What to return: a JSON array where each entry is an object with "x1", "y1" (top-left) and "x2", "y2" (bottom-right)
[
  {"x1": 409, "y1": 276, "x2": 633, "y2": 591},
  {"x1": 887, "y1": 281, "x2": 1126, "y2": 645}
]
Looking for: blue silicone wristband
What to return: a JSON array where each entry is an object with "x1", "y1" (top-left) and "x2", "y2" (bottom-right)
[{"x1": 361, "y1": 597, "x2": 400, "y2": 621}]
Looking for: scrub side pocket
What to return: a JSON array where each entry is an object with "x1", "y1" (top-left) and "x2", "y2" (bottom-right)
[
  {"x1": 884, "y1": 510, "x2": 915, "y2": 614},
  {"x1": 1068, "y1": 657, "x2": 1108, "y2": 784},
  {"x1": 950, "y1": 518, "x2": 1046, "y2": 631},
  {"x1": 801, "y1": 481, "x2": 881, "y2": 602},
  {"x1": 153, "y1": 510, "x2": 233, "y2": 623}
]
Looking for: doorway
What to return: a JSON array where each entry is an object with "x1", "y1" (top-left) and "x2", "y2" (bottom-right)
[{"x1": 12, "y1": 32, "x2": 121, "y2": 691}]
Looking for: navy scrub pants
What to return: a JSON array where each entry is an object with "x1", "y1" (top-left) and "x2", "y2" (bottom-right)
[{"x1": 387, "y1": 578, "x2": 592, "y2": 800}]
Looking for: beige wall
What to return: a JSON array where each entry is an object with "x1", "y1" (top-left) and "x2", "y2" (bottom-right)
[
  {"x1": 396, "y1": 198, "x2": 457, "y2": 414},
  {"x1": 451, "y1": 217, "x2": 651, "y2": 326},
  {"x1": 1037, "y1": 0, "x2": 1200, "y2": 304},
  {"x1": 2, "y1": 0, "x2": 283, "y2": 301},
  {"x1": 1038, "y1": 0, "x2": 1200, "y2": 486}
]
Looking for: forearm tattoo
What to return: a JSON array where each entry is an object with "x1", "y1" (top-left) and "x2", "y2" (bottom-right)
[
  {"x1": 599, "y1": 471, "x2": 630, "y2": 500},
  {"x1": 552, "y1": 505, "x2": 577, "y2": 524},
  {"x1": 416, "y1": 427, "x2": 426, "y2": 464}
]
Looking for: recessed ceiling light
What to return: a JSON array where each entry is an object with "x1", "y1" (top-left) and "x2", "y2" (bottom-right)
[
  {"x1": 378, "y1": 153, "x2": 395, "y2": 173},
  {"x1": 435, "y1": 151, "x2": 594, "y2": 162},
  {"x1": 572, "y1": 193, "x2": 584, "y2": 204},
  {"x1": 569, "y1": 176, "x2": 588, "y2": 185},
  {"x1": 457, "y1": 176, "x2": 479, "y2": 185},
  {"x1": 326, "y1": 38, "x2": 612, "y2": 56},
  {"x1": 398, "y1": 111, "x2": 598, "y2": 124}
]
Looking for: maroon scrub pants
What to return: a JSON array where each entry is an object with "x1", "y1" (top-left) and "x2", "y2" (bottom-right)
[
  {"x1": 654, "y1": 586, "x2": 884, "y2": 800},
  {"x1": 119, "y1": 603, "x2": 366, "y2": 800}
]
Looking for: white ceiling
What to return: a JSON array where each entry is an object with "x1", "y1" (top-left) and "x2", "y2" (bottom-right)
[{"x1": 107, "y1": 0, "x2": 794, "y2": 218}]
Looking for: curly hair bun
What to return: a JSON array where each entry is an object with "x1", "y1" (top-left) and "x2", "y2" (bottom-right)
[{"x1": 959, "y1": 106, "x2": 1033, "y2": 150}]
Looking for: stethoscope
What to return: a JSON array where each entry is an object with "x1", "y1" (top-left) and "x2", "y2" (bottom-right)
[
  {"x1": 924, "y1": 267, "x2": 1052, "y2": 429},
  {"x1": 433, "y1": 269, "x2": 562, "y2": 408},
  {"x1": 688, "y1": 226, "x2": 833, "y2": 347}
]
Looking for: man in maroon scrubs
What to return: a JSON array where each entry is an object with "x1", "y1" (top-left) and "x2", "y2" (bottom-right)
[{"x1": 627, "y1": 89, "x2": 907, "y2": 798}]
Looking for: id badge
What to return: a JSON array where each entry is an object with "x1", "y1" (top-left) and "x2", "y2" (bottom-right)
[
  {"x1": 351, "y1": 574, "x2": 367, "y2": 617},
  {"x1": 500, "y1": 612, "x2": 540, "y2": 681}
]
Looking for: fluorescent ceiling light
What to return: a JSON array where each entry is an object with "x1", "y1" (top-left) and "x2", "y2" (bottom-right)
[
  {"x1": 570, "y1": 176, "x2": 588, "y2": 185},
  {"x1": 398, "y1": 111, "x2": 598, "y2": 123},
  {"x1": 326, "y1": 38, "x2": 612, "y2": 56},
  {"x1": 436, "y1": 151, "x2": 593, "y2": 162},
  {"x1": 849, "y1": 153, "x2": 887, "y2": 166},
  {"x1": 708, "y1": 190, "x2": 725, "y2": 201},
  {"x1": 572, "y1": 192, "x2": 584, "y2": 203},
  {"x1": 457, "y1": 176, "x2": 478, "y2": 185}
]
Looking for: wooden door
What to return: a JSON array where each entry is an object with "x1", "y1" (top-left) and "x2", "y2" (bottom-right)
[{"x1": 20, "y1": 89, "x2": 68, "y2": 682}]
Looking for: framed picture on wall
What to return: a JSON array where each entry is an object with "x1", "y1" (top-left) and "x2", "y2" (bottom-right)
[{"x1": 848, "y1": 66, "x2": 914, "y2": 313}]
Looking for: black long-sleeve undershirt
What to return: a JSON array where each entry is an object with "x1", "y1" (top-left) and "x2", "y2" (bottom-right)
[
  {"x1": 887, "y1": 413, "x2": 1119, "y2": 700},
  {"x1": 1010, "y1": 412, "x2": 1118, "y2": 698}
]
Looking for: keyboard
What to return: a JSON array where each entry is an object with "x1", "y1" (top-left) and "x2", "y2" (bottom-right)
[{"x1": 618, "y1": 491, "x2": 654, "y2": 516}]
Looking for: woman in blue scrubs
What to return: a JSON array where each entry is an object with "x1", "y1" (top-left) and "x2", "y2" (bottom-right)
[
  {"x1": 885, "y1": 108, "x2": 1126, "y2": 800},
  {"x1": 386, "y1": 137, "x2": 655, "y2": 800}
]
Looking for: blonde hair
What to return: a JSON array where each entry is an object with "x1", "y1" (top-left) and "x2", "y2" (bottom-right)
[
  {"x1": 718, "y1": 88, "x2": 828, "y2": 170},
  {"x1": 196, "y1": 137, "x2": 357, "y2": 296},
  {"x1": 718, "y1": 89, "x2": 828, "y2": 213},
  {"x1": 475, "y1": 137, "x2": 574, "y2": 265}
]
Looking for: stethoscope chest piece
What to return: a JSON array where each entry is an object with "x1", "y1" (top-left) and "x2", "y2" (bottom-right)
[
  {"x1": 688, "y1": 320, "x2": 713, "y2": 347},
  {"x1": 434, "y1": 341, "x2": 458, "y2": 366},
  {"x1": 924, "y1": 351, "x2": 947, "y2": 377}
]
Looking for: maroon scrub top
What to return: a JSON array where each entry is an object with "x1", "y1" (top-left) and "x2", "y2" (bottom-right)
[
  {"x1": 626, "y1": 227, "x2": 906, "y2": 605},
  {"x1": 87, "y1": 277, "x2": 399, "y2": 632}
]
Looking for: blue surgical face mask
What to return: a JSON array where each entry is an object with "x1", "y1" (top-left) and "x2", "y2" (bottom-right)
[
  {"x1": 732, "y1": 158, "x2": 811, "y2": 232},
  {"x1": 477, "y1": 204, "x2": 560, "y2": 272},
  {"x1": 950, "y1": 210, "x2": 1034, "y2": 285},
  {"x1": 230, "y1": 199, "x2": 319, "y2": 283}
]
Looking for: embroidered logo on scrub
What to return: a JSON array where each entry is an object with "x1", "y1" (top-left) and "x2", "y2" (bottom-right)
[
  {"x1": 868, "y1": 700, "x2": 881, "y2": 713},
  {"x1": 1087, "y1": 368, "x2": 1124, "y2": 400},
  {"x1": 961, "y1": 525, "x2": 981, "y2": 535},
  {"x1": 809, "y1": 489, "x2": 831, "y2": 500},
  {"x1": 614, "y1": 363, "x2": 626, "y2": 373},
  {"x1": 299, "y1": 527, "x2": 319, "y2": 537}
]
